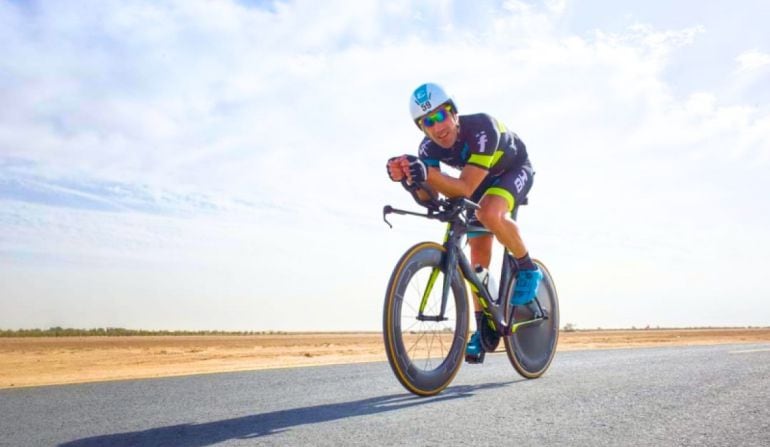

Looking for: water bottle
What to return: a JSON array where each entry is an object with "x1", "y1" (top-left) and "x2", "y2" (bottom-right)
[{"x1": 474, "y1": 265, "x2": 498, "y2": 300}]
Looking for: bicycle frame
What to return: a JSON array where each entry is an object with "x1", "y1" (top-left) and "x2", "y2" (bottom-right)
[
  {"x1": 434, "y1": 221, "x2": 545, "y2": 336},
  {"x1": 383, "y1": 183, "x2": 546, "y2": 337}
]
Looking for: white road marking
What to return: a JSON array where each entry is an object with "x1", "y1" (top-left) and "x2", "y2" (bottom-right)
[{"x1": 729, "y1": 347, "x2": 770, "y2": 354}]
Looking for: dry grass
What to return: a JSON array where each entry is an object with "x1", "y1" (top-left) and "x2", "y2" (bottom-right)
[{"x1": 1, "y1": 328, "x2": 768, "y2": 389}]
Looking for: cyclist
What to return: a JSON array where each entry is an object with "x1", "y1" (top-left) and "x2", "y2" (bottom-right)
[{"x1": 386, "y1": 82, "x2": 543, "y2": 363}]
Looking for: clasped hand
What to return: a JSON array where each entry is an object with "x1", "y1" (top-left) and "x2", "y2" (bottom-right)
[{"x1": 386, "y1": 155, "x2": 427, "y2": 184}]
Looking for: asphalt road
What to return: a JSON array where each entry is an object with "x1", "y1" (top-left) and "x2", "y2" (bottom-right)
[{"x1": 1, "y1": 343, "x2": 768, "y2": 446}]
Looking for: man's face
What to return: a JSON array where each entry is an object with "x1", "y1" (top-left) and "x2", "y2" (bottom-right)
[{"x1": 420, "y1": 105, "x2": 459, "y2": 149}]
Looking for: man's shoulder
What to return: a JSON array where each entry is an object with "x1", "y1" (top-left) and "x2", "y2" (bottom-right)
[
  {"x1": 459, "y1": 113, "x2": 496, "y2": 124},
  {"x1": 459, "y1": 113, "x2": 498, "y2": 133}
]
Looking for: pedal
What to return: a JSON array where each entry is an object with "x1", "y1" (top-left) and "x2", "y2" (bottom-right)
[{"x1": 465, "y1": 351, "x2": 485, "y2": 364}]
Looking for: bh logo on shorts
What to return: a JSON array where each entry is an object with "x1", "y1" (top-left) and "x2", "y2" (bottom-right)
[{"x1": 514, "y1": 169, "x2": 528, "y2": 193}]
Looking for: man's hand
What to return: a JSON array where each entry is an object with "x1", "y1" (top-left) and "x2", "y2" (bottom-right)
[
  {"x1": 386, "y1": 156, "x2": 408, "y2": 182},
  {"x1": 404, "y1": 155, "x2": 427, "y2": 184}
]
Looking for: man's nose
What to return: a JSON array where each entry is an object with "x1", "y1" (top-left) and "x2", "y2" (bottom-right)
[{"x1": 435, "y1": 119, "x2": 451, "y2": 131}]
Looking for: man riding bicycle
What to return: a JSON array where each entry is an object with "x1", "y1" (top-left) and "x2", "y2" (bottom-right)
[{"x1": 386, "y1": 82, "x2": 543, "y2": 363}]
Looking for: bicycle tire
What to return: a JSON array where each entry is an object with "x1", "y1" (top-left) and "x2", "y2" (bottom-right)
[
  {"x1": 383, "y1": 242, "x2": 469, "y2": 396},
  {"x1": 503, "y1": 259, "x2": 560, "y2": 378}
]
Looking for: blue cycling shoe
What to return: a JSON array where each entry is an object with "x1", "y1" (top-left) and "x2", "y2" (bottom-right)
[
  {"x1": 465, "y1": 331, "x2": 485, "y2": 364},
  {"x1": 511, "y1": 267, "x2": 544, "y2": 306}
]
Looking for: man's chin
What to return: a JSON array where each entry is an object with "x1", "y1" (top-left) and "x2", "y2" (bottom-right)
[{"x1": 436, "y1": 138, "x2": 453, "y2": 148}]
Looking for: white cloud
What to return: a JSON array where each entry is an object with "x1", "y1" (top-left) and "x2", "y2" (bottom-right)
[
  {"x1": 2, "y1": 0, "x2": 770, "y2": 330},
  {"x1": 736, "y1": 49, "x2": 770, "y2": 72},
  {"x1": 544, "y1": 0, "x2": 567, "y2": 15}
]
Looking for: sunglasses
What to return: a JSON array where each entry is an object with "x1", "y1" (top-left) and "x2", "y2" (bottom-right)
[{"x1": 420, "y1": 106, "x2": 453, "y2": 128}]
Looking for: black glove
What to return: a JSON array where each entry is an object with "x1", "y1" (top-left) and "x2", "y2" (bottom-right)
[{"x1": 404, "y1": 155, "x2": 427, "y2": 184}]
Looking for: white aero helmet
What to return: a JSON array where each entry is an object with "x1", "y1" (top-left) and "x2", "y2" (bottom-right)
[{"x1": 409, "y1": 82, "x2": 457, "y2": 127}]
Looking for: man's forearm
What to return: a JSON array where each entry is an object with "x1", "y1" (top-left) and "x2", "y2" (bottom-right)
[
  {"x1": 415, "y1": 188, "x2": 432, "y2": 201},
  {"x1": 426, "y1": 169, "x2": 474, "y2": 198}
]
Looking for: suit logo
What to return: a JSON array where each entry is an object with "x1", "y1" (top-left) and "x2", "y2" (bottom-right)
[
  {"x1": 476, "y1": 131, "x2": 488, "y2": 153},
  {"x1": 514, "y1": 170, "x2": 528, "y2": 193}
]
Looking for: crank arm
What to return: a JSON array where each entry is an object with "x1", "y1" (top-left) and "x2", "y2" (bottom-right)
[{"x1": 509, "y1": 317, "x2": 546, "y2": 334}]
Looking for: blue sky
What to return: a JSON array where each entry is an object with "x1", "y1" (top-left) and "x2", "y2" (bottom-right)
[{"x1": 1, "y1": 0, "x2": 769, "y2": 331}]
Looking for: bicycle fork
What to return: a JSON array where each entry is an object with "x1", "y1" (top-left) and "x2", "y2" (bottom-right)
[{"x1": 417, "y1": 225, "x2": 461, "y2": 322}]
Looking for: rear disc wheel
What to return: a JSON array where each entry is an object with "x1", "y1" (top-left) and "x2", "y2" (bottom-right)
[{"x1": 503, "y1": 260, "x2": 559, "y2": 378}]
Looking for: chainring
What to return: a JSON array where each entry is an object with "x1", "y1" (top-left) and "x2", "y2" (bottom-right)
[{"x1": 480, "y1": 314, "x2": 501, "y2": 352}]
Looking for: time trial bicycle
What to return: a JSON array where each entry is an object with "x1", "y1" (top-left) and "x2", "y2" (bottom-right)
[{"x1": 382, "y1": 181, "x2": 559, "y2": 396}]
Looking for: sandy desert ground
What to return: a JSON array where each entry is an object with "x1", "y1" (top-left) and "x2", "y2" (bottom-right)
[{"x1": 1, "y1": 328, "x2": 769, "y2": 389}]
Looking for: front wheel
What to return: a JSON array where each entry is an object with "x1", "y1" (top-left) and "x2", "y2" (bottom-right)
[
  {"x1": 503, "y1": 259, "x2": 559, "y2": 378},
  {"x1": 383, "y1": 242, "x2": 469, "y2": 396}
]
